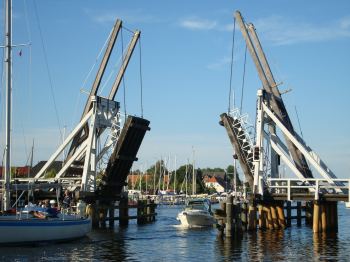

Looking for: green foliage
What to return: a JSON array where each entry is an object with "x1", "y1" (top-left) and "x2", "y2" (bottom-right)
[
  {"x1": 201, "y1": 167, "x2": 225, "y2": 173},
  {"x1": 45, "y1": 169, "x2": 56, "y2": 179}
]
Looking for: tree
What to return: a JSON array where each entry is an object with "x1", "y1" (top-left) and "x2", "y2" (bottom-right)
[
  {"x1": 226, "y1": 165, "x2": 242, "y2": 186},
  {"x1": 45, "y1": 169, "x2": 56, "y2": 179}
]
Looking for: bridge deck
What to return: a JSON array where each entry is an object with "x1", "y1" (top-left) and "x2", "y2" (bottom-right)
[
  {"x1": 98, "y1": 116, "x2": 150, "y2": 199},
  {"x1": 271, "y1": 193, "x2": 348, "y2": 202}
]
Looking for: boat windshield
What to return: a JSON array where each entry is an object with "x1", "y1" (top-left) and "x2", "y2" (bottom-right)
[{"x1": 185, "y1": 200, "x2": 209, "y2": 211}]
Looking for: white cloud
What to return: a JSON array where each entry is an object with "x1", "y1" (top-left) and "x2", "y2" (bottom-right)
[
  {"x1": 179, "y1": 17, "x2": 217, "y2": 30},
  {"x1": 84, "y1": 8, "x2": 160, "y2": 25},
  {"x1": 179, "y1": 14, "x2": 350, "y2": 45},
  {"x1": 254, "y1": 15, "x2": 350, "y2": 46}
]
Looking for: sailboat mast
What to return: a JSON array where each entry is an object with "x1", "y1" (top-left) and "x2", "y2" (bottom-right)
[{"x1": 3, "y1": 0, "x2": 12, "y2": 211}]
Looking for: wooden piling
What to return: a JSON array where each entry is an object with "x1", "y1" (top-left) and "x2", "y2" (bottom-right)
[
  {"x1": 297, "y1": 202, "x2": 302, "y2": 227},
  {"x1": 241, "y1": 202, "x2": 248, "y2": 231},
  {"x1": 235, "y1": 203, "x2": 242, "y2": 233},
  {"x1": 108, "y1": 204, "x2": 115, "y2": 228},
  {"x1": 99, "y1": 205, "x2": 107, "y2": 229},
  {"x1": 333, "y1": 202, "x2": 338, "y2": 233},
  {"x1": 147, "y1": 198, "x2": 152, "y2": 223},
  {"x1": 286, "y1": 201, "x2": 291, "y2": 227},
  {"x1": 313, "y1": 201, "x2": 320, "y2": 233},
  {"x1": 265, "y1": 205, "x2": 274, "y2": 230},
  {"x1": 321, "y1": 203, "x2": 327, "y2": 232},
  {"x1": 305, "y1": 201, "x2": 313, "y2": 226},
  {"x1": 137, "y1": 200, "x2": 145, "y2": 224},
  {"x1": 258, "y1": 205, "x2": 263, "y2": 229},
  {"x1": 226, "y1": 195, "x2": 233, "y2": 237},
  {"x1": 276, "y1": 202, "x2": 286, "y2": 229},
  {"x1": 119, "y1": 197, "x2": 129, "y2": 227},
  {"x1": 248, "y1": 203, "x2": 257, "y2": 230},
  {"x1": 270, "y1": 204, "x2": 279, "y2": 229},
  {"x1": 88, "y1": 203, "x2": 99, "y2": 229},
  {"x1": 151, "y1": 200, "x2": 156, "y2": 222}
]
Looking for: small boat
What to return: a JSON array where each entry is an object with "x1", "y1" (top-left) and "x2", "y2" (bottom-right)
[
  {"x1": 177, "y1": 199, "x2": 216, "y2": 227},
  {"x1": 0, "y1": 214, "x2": 91, "y2": 245},
  {"x1": 0, "y1": 201, "x2": 91, "y2": 245}
]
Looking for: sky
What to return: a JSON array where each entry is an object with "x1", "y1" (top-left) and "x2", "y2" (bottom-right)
[{"x1": 0, "y1": 0, "x2": 349, "y2": 179}]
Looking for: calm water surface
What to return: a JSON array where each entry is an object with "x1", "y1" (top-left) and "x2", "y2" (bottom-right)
[{"x1": 1, "y1": 204, "x2": 350, "y2": 261}]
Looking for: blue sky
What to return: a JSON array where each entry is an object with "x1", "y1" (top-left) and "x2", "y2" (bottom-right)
[{"x1": 1, "y1": 0, "x2": 350, "y2": 178}]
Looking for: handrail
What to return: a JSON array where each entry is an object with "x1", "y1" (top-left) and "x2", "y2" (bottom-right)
[{"x1": 267, "y1": 178, "x2": 350, "y2": 201}]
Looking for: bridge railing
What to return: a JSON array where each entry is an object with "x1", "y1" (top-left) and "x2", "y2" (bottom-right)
[{"x1": 267, "y1": 178, "x2": 350, "y2": 201}]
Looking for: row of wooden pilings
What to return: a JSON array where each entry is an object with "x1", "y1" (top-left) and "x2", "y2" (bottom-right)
[
  {"x1": 215, "y1": 195, "x2": 338, "y2": 237},
  {"x1": 87, "y1": 197, "x2": 157, "y2": 229}
]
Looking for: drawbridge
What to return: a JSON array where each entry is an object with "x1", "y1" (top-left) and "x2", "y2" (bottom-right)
[
  {"x1": 221, "y1": 11, "x2": 349, "y2": 203},
  {"x1": 12, "y1": 19, "x2": 149, "y2": 201},
  {"x1": 98, "y1": 116, "x2": 150, "y2": 199}
]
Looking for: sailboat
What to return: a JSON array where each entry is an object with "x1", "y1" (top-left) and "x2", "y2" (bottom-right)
[{"x1": 0, "y1": 0, "x2": 91, "y2": 244}]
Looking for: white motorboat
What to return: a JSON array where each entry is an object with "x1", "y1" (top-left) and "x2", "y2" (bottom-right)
[{"x1": 177, "y1": 199, "x2": 216, "y2": 227}]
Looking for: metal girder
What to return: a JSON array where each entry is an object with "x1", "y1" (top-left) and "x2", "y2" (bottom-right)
[
  {"x1": 82, "y1": 19, "x2": 122, "y2": 118},
  {"x1": 220, "y1": 113, "x2": 254, "y2": 189},
  {"x1": 34, "y1": 109, "x2": 94, "y2": 179},
  {"x1": 262, "y1": 102, "x2": 342, "y2": 192},
  {"x1": 68, "y1": 20, "x2": 122, "y2": 158},
  {"x1": 108, "y1": 30, "x2": 140, "y2": 100},
  {"x1": 235, "y1": 11, "x2": 313, "y2": 179}
]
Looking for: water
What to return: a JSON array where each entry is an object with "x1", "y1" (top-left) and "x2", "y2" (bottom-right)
[{"x1": 1, "y1": 204, "x2": 350, "y2": 261}]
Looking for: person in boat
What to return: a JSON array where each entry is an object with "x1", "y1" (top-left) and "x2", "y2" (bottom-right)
[
  {"x1": 32, "y1": 199, "x2": 58, "y2": 218},
  {"x1": 62, "y1": 190, "x2": 71, "y2": 209},
  {"x1": 45, "y1": 200, "x2": 59, "y2": 218}
]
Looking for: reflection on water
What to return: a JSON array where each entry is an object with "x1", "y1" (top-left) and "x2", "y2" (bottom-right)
[
  {"x1": 214, "y1": 212, "x2": 348, "y2": 261},
  {"x1": 215, "y1": 227, "x2": 344, "y2": 261},
  {"x1": 1, "y1": 204, "x2": 350, "y2": 261}
]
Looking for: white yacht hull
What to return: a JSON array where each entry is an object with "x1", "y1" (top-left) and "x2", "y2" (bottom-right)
[
  {"x1": 0, "y1": 217, "x2": 91, "y2": 244},
  {"x1": 177, "y1": 210, "x2": 215, "y2": 227}
]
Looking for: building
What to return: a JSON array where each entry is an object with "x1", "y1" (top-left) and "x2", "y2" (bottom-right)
[
  {"x1": 0, "y1": 166, "x2": 31, "y2": 178},
  {"x1": 204, "y1": 176, "x2": 227, "y2": 193}
]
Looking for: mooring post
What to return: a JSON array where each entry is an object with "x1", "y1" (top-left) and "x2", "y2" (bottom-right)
[
  {"x1": 276, "y1": 201, "x2": 286, "y2": 229},
  {"x1": 258, "y1": 204, "x2": 266, "y2": 230},
  {"x1": 151, "y1": 199, "x2": 156, "y2": 222},
  {"x1": 119, "y1": 197, "x2": 129, "y2": 227},
  {"x1": 313, "y1": 200, "x2": 320, "y2": 233},
  {"x1": 241, "y1": 202, "x2": 248, "y2": 231},
  {"x1": 86, "y1": 203, "x2": 99, "y2": 229},
  {"x1": 234, "y1": 202, "x2": 242, "y2": 233},
  {"x1": 147, "y1": 198, "x2": 152, "y2": 223},
  {"x1": 321, "y1": 202, "x2": 327, "y2": 232},
  {"x1": 297, "y1": 201, "x2": 302, "y2": 227},
  {"x1": 108, "y1": 203, "x2": 115, "y2": 228},
  {"x1": 99, "y1": 204, "x2": 108, "y2": 229},
  {"x1": 305, "y1": 201, "x2": 313, "y2": 226},
  {"x1": 226, "y1": 195, "x2": 233, "y2": 237},
  {"x1": 334, "y1": 202, "x2": 338, "y2": 233},
  {"x1": 265, "y1": 204, "x2": 273, "y2": 229},
  {"x1": 286, "y1": 201, "x2": 291, "y2": 227},
  {"x1": 248, "y1": 201, "x2": 257, "y2": 231},
  {"x1": 90, "y1": 203, "x2": 99, "y2": 229},
  {"x1": 270, "y1": 204, "x2": 279, "y2": 229},
  {"x1": 137, "y1": 200, "x2": 142, "y2": 224}
]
